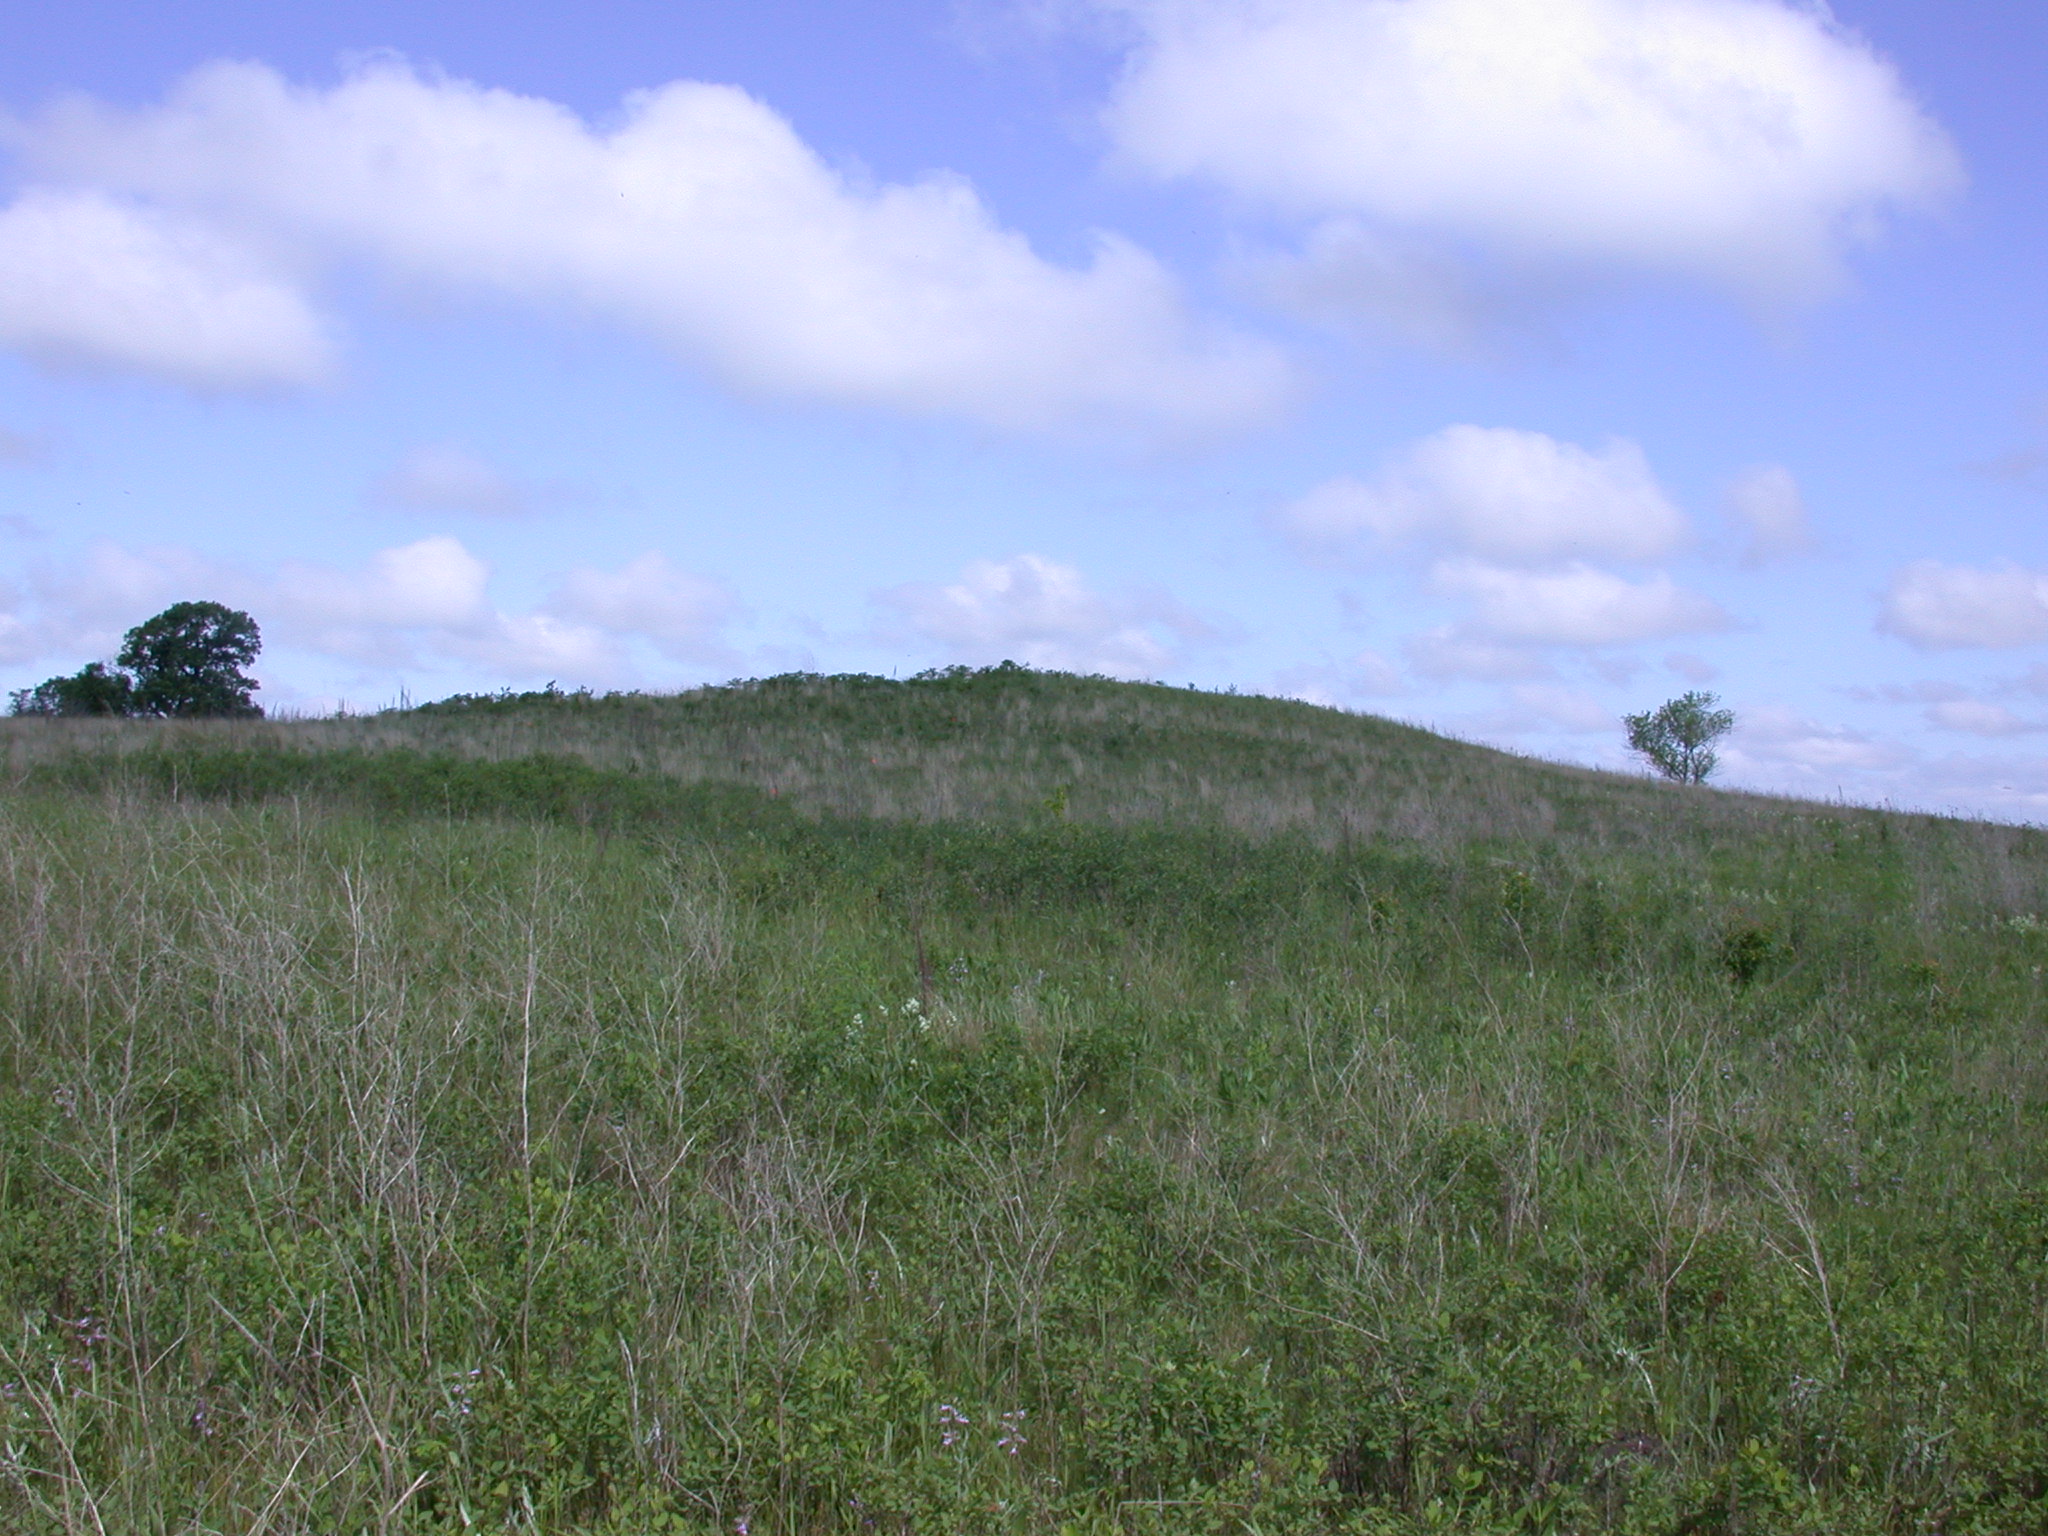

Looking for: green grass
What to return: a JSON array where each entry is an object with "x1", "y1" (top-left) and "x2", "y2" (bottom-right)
[{"x1": 1, "y1": 668, "x2": 2046, "y2": 1534}]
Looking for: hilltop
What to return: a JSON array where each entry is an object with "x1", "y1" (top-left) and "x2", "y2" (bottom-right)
[{"x1": 3, "y1": 663, "x2": 2027, "y2": 852}]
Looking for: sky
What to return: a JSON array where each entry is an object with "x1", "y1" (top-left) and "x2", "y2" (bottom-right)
[{"x1": 2, "y1": 1, "x2": 2047, "y2": 818}]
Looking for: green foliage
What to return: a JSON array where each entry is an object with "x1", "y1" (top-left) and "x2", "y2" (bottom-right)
[
  {"x1": 1624, "y1": 691, "x2": 1736, "y2": 784},
  {"x1": 117, "y1": 599, "x2": 263, "y2": 717},
  {"x1": 8, "y1": 600, "x2": 263, "y2": 722},
  {"x1": 6, "y1": 661, "x2": 134, "y2": 717},
  {"x1": 1, "y1": 671, "x2": 2046, "y2": 1532}
]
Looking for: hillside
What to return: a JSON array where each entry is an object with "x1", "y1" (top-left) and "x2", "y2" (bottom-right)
[
  {"x1": 4, "y1": 663, "x2": 2032, "y2": 854},
  {"x1": 2, "y1": 668, "x2": 2046, "y2": 1534}
]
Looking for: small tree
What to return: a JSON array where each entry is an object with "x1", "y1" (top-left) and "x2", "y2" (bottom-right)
[
  {"x1": 8, "y1": 661, "x2": 135, "y2": 717},
  {"x1": 1625, "y1": 690, "x2": 1734, "y2": 784},
  {"x1": 119, "y1": 601, "x2": 263, "y2": 717}
]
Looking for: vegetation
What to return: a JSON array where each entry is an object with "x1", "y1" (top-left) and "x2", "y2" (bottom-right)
[
  {"x1": 1623, "y1": 693, "x2": 1735, "y2": 785},
  {"x1": 7, "y1": 661, "x2": 135, "y2": 719},
  {"x1": 9, "y1": 601, "x2": 262, "y2": 720},
  {"x1": 1, "y1": 666, "x2": 2046, "y2": 1534}
]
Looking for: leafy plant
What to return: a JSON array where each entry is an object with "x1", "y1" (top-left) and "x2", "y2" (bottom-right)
[{"x1": 1624, "y1": 690, "x2": 1735, "y2": 784}]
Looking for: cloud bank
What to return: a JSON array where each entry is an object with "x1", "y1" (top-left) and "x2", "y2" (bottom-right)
[
  {"x1": 6, "y1": 535, "x2": 737, "y2": 685},
  {"x1": 6, "y1": 60, "x2": 1289, "y2": 434}
]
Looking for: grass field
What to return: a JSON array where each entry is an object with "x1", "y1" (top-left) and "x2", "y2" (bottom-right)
[{"x1": 2, "y1": 667, "x2": 2046, "y2": 1534}]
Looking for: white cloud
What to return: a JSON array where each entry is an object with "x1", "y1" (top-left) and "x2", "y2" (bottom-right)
[
  {"x1": 1852, "y1": 677, "x2": 2043, "y2": 736},
  {"x1": 1280, "y1": 426, "x2": 1687, "y2": 566},
  {"x1": 1433, "y1": 559, "x2": 1729, "y2": 645},
  {"x1": 1728, "y1": 704, "x2": 1911, "y2": 773},
  {"x1": 1925, "y1": 698, "x2": 2034, "y2": 737},
  {"x1": 1103, "y1": 0, "x2": 1959, "y2": 308},
  {"x1": 1272, "y1": 648, "x2": 1406, "y2": 704},
  {"x1": 1858, "y1": 678, "x2": 1967, "y2": 705},
  {"x1": 1405, "y1": 626, "x2": 1552, "y2": 681},
  {"x1": 4, "y1": 535, "x2": 740, "y2": 686},
  {"x1": 1445, "y1": 680, "x2": 1622, "y2": 747},
  {"x1": 1896, "y1": 751, "x2": 2048, "y2": 821},
  {"x1": 20, "y1": 59, "x2": 1289, "y2": 433},
  {"x1": 372, "y1": 444, "x2": 538, "y2": 518},
  {"x1": 37, "y1": 541, "x2": 215, "y2": 637},
  {"x1": 444, "y1": 613, "x2": 622, "y2": 680},
  {"x1": 0, "y1": 187, "x2": 330, "y2": 389},
  {"x1": 1725, "y1": 462, "x2": 1815, "y2": 565},
  {"x1": 877, "y1": 553, "x2": 1212, "y2": 677},
  {"x1": 546, "y1": 552, "x2": 735, "y2": 654},
  {"x1": 1347, "y1": 649, "x2": 1406, "y2": 696},
  {"x1": 1880, "y1": 560, "x2": 2048, "y2": 650},
  {"x1": 0, "y1": 583, "x2": 41, "y2": 665},
  {"x1": 266, "y1": 539, "x2": 736, "y2": 676},
  {"x1": 1500, "y1": 682, "x2": 1616, "y2": 733},
  {"x1": 269, "y1": 536, "x2": 496, "y2": 660}
]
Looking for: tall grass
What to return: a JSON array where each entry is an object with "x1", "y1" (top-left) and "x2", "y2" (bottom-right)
[{"x1": 0, "y1": 672, "x2": 2045, "y2": 1532}]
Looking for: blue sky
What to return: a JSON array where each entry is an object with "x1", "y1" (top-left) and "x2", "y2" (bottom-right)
[{"x1": 3, "y1": 1, "x2": 2047, "y2": 816}]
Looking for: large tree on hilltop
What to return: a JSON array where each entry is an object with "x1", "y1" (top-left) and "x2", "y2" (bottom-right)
[{"x1": 119, "y1": 601, "x2": 263, "y2": 718}]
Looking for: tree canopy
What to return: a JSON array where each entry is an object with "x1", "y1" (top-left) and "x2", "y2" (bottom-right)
[
  {"x1": 1624, "y1": 690, "x2": 1734, "y2": 784},
  {"x1": 9, "y1": 601, "x2": 263, "y2": 719}
]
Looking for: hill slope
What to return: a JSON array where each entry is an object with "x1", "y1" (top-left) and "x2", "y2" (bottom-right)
[
  {"x1": 1, "y1": 669, "x2": 2046, "y2": 1534},
  {"x1": 4, "y1": 663, "x2": 2033, "y2": 850}
]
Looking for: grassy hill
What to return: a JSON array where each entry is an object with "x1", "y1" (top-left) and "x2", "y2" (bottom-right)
[{"x1": 2, "y1": 668, "x2": 2046, "y2": 1534}]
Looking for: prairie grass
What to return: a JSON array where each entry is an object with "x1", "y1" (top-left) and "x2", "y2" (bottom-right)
[{"x1": 0, "y1": 669, "x2": 2045, "y2": 1533}]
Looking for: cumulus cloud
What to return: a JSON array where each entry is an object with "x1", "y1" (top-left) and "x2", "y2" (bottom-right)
[
  {"x1": 1281, "y1": 425, "x2": 1687, "y2": 566},
  {"x1": 1725, "y1": 463, "x2": 1815, "y2": 565},
  {"x1": 0, "y1": 187, "x2": 330, "y2": 389},
  {"x1": 877, "y1": 553, "x2": 1213, "y2": 677},
  {"x1": 268, "y1": 536, "x2": 499, "y2": 662},
  {"x1": 1879, "y1": 559, "x2": 2048, "y2": 650},
  {"x1": 16, "y1": 59, "x2": 1289, "y2": 433},
  {"x1": 1101, "y1": 0, "x2": 1959, "y2": 311},
  {"x1": 1432, "y1": 560, "x2": 1729, "y2": 646},
  {"x1": 546, "y1": 551, "x2": 735, "y2": 654},
  {"x1": 371, "y1": 445, "x2": 541, "y2": 518}
]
